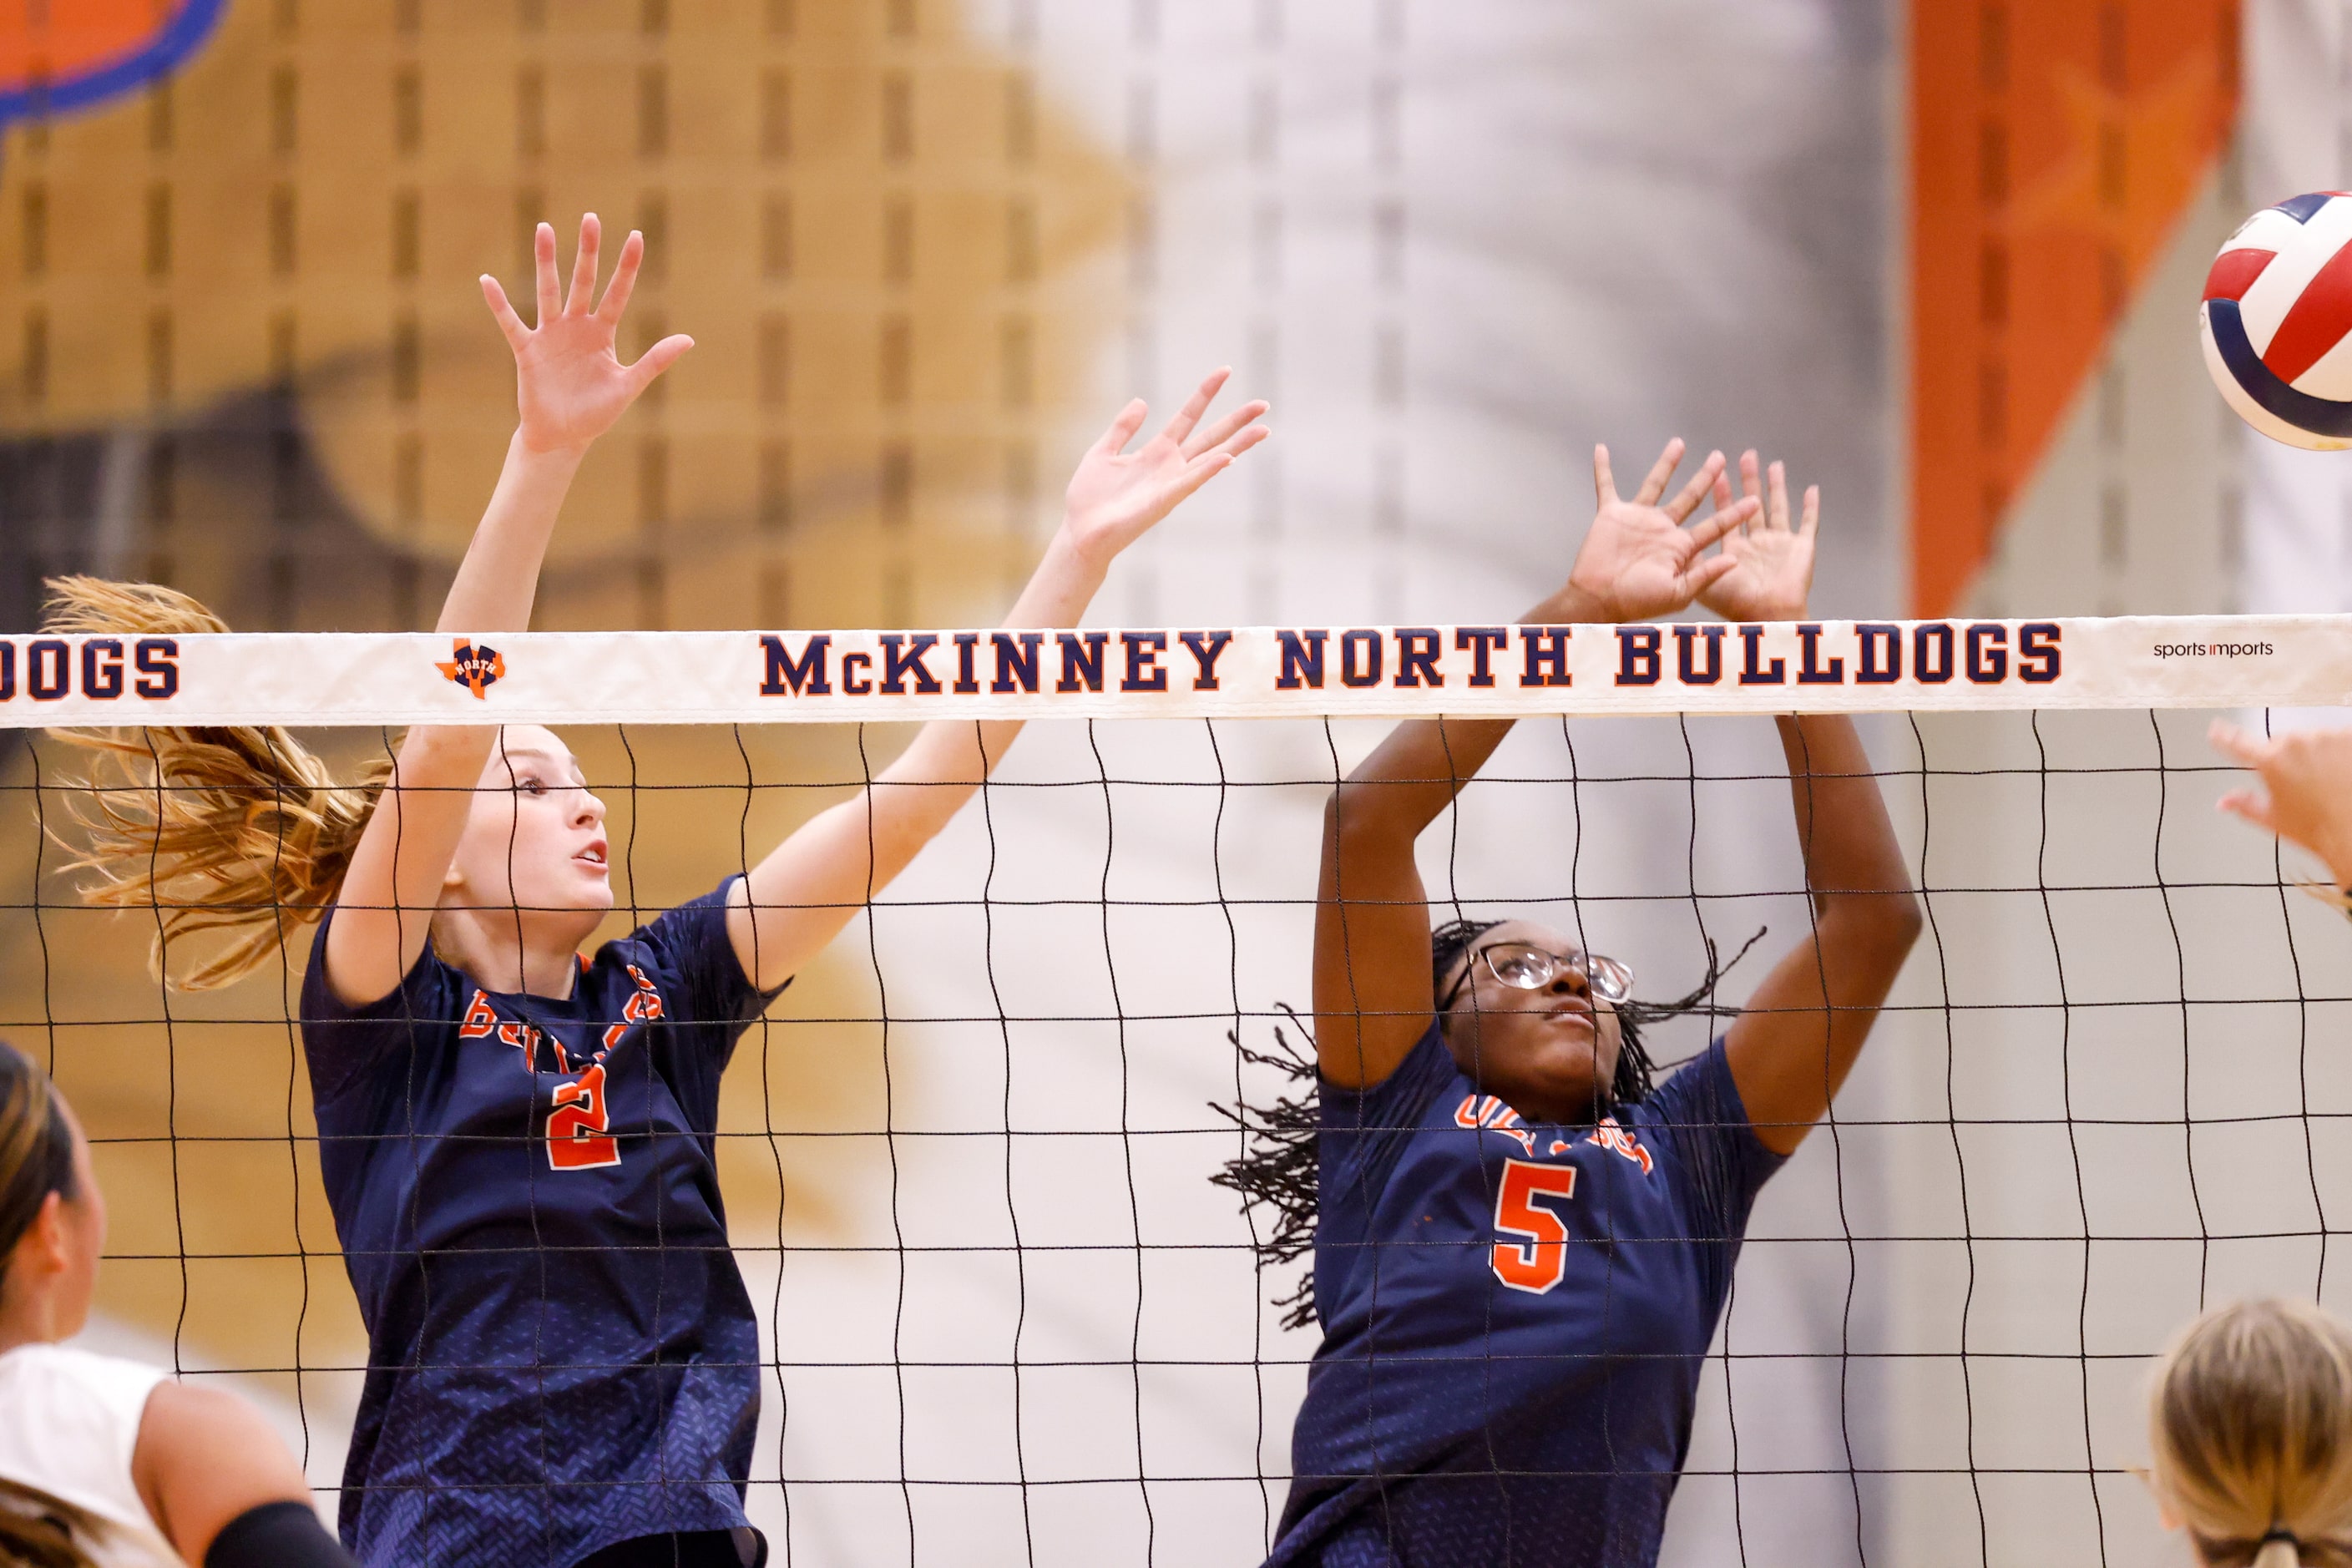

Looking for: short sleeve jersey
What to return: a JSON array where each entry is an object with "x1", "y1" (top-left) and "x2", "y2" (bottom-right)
[
  {"x1": 299, "y1": 883, "x2": 783, "y2": 1568},
  {"x1": 1266, "y1": 1023, "x2": 1784, "y2": 1568}
]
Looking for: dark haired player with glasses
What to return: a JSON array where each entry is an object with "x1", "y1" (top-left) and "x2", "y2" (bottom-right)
[{"x1": 1268, "y1": 442, "x2": 1921, "y2": 1567}]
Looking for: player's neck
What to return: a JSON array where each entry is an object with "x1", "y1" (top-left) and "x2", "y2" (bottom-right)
[
  {"x1": 0, "y1": 1279, "x2": 68, "y2": 1358},
  {"x1": 429, "y1": 907, "x2": 593, "y2": 999}
]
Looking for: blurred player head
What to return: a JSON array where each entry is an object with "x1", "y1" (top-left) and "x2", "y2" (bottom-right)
[
  {"x1": 2149, "y1": 1297, "x2": 2352, "y2": 1567},
  {"x1": 0, "y1": 1041, "x2": 104, "y2": 1348},
  {"x1": 1431, "y1": 917, "x2": 1640, "y2": 1124}
]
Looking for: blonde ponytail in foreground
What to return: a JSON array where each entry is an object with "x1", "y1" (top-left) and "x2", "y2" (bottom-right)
[
  {"x1": 2152, "y1": 1297, "x2": 2352, "y2": 1568},
  {"x1": 0, "y1": 1478, "x2": 98, "y2": 1568},
  {"x1": 38, "y1": 578, "x2": 396, "y2": 991}
]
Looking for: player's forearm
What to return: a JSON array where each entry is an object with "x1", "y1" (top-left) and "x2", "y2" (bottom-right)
[
  {"x1": 1776, "y1": 714, "x2": 1917, "y2": 913},
  {"x1": 1001, "y1": 526, "x2": 1115, "y2": 632},
  {"x1": 433, "y1": 432, "x2": 584, "y2": 636}
]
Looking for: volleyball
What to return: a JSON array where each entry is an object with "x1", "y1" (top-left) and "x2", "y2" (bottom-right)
[{"x1": 2202, "y1": 191, "x2": 2352, "y2": 450}]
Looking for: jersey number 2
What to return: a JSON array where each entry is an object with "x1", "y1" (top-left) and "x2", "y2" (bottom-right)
[
  {"x1": 1491, "y1": 1159, "x2": 1577, "y2": 1293},
  {"x1": 548, "y1": 1064, "x2": 620, "y2": 1171}
]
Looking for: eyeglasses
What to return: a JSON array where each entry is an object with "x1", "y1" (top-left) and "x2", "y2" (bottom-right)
[{"x1": 1439, "y1": 941, "x2": 1634, "y2": 1012}]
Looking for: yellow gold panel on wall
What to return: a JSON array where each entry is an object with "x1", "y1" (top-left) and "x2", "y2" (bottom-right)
[{"x1": 1, "y1": 0, "x2": 1124, "y2": 634}]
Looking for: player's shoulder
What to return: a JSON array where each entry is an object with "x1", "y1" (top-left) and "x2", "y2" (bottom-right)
[
  {"x1": 0, "y1": 1343, "x2": 165, "y2": 1439},
  {"x1": 1627, "y1": 1037, "x2": 1735, "y2": 1125}
]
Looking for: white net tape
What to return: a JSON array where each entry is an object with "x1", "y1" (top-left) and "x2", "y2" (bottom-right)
[{"x1": 0, "y1": 615, "x2": 2335, "y2": 727}]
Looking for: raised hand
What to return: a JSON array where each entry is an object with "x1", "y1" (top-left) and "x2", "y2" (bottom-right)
[
  {"x1": 2209, "y1": 720, "x2": 2352, "y2": 891},
  {"x1": 1060, "y1": 368, "x2": 1269, "y2": 567},
  {"x1": 1697, "y1": 449, "x2": 1820, "y2": 623},
  {"x1": 480, "y1": 214, "x2": 694, "y2": 457},
  {"x1": 1563, "y1": 439, "x2": 1755, "y2": 623}
]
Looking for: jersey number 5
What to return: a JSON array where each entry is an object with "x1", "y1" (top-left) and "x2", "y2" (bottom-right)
[
  {"x1": 548, "y1": 1064, "x2": 620, "y2": 1171},
  {"x1": 1491, "y1": 1158, "x2": 1577, "y2": 1293}
]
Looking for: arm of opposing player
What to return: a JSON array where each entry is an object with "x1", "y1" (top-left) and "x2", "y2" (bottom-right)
[
  {"x1": 725, "y1": 374, "x2": 1266, "y2": 993},
  {"x1": 1724, "y1": 715, "x2": 1922, "y2": 1156},
  {"x1": 132, "y1": 1383, "x2": 352, "y2": 1567}
]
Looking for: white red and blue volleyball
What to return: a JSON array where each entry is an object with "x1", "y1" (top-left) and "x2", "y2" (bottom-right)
[{"x1": 2203, "y1": 191, "x2": 2352, "y2": 451}]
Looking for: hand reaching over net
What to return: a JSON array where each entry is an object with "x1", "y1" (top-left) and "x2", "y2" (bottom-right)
[
  {"x1": 2210, "y1": 719, "x2": 2352, "y2": 897},
  {"x1": 480, "y1": 214, "x2": 695, "y2": 458},
  {"x1": 1559, "y1": 438, "x2": 1755, "y2": 624},
  {"x1": 1697, "y1": 448, "x2": 1821, "y2": 623}
]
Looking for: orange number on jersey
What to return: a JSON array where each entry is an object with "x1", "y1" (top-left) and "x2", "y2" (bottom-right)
[
  {"x1": 547, "y1": 1063, "x2": 620, "y2": 1171},
  {"x1": 1491, "y1": 1158, "x2": 1577, "y2": 1294}
]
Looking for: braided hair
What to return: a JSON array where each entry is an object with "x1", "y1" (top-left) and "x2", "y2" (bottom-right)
[{"x1": 1211, "y1": 924, "x2": 1760, "y2": 1332}]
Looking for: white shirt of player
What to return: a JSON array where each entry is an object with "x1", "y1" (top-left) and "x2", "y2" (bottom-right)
[{"x1": 0, "y1": 1343, "x2": 181, "y2": 1567}]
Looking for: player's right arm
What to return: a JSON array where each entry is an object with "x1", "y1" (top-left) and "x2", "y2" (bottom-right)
[
  {"x1": 324, "y1": 215, "x2": 691, "y2": 1006},
  {"x1": 1312, "y1": 441, "x2": 1748, "y2": 1087}
]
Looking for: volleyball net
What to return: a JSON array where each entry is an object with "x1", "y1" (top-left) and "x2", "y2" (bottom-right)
[{"x1": 3, "y1": 613, "x2": 2349, "y2": 1566}]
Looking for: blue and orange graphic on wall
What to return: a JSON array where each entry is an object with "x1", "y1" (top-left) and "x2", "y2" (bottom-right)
[{"x1": 0, "y1": 0, "x2": 226, "y2": 131}]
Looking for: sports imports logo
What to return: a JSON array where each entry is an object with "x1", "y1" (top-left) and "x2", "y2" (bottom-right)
[{"x1": 437, "y1": 640, "x2": 506, "y2": 699}]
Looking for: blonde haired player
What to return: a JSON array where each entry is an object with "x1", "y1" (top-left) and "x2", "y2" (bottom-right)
[
  {"x1": 2147, "y1": 1297, "x2": 2352, "y2": 1568},
  {"x1": 48, "y1": 215, "x2": 1266, "y2": 1568}
]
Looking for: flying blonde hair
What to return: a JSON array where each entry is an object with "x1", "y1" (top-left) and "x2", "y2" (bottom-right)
[
  {"x1": 2150, "y1": 1297, "x2": 2352, "y2": 1568},
  {"x1": 38, "y1": 577, "x2": 396, "y2": 991}
]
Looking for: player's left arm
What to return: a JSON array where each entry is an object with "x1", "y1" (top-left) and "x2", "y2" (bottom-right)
[
  {"x1": 723, "y1": 370, "x2": 1269, "y2": 992},
  {"x1": 1693, "y1": 457, "x2": 1922, "y2": 1154},
  {"x1": 1722, "y1": 712, "x2": 1922, "y2": 1156}
]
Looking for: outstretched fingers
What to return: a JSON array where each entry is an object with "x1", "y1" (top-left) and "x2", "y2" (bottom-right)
[
  {"x1": 2216, "y1": 787, "x2": 2280, "y2": 835},
  {"x1": 1631, "y1": 438, "x2": 1688, "y2": 508},
  {"x1": 1710, "y1": 469, "x2": 1742, "y2": 541},
  {"x1": 533, "y1": 222, "x2": 560, "y2": 327},
  {"x1": 1153, "y1": 449, "x2": 1236, "y2": 514},
  {"x1": 1798, "y1": 481, "x2": 1821, "y2": 539},
  {"x1": 1184, "y1": 398, "x2": 1270, "y2": 459},
  {"x1": 1156, "y1": 367, "x2": 1232, "y2": 449},
  {"x1": 1211, "y1": 418, "x2": 1272, "y2": 463},
  {"x1": 564, "y1": 214, "x2": 602, "y2": 316},
  {"x1": 2208, "y1": 718, "x2": 2279, "y2": 770},
  {"x1": 1662, "y1": 450, "x2": 1727, "y2": 524},
  {"x1": 480, "y1": 276, "x2": 531, "y2": 353},
  {"x1": 1676, "y1": 552, "x2": 1740, "y2": 600},
  {"x1": 1683, "y1": 493, "x2": 1759, "y2": 552},
  {"x1": 625, "y1": 333, "x2": 695, "y2": 393},
  {"x1": 1593, "y1": 444, "x2": 1620, "y2": 508},
  {"x1": 1094, "y1": 398, "x2": 1151, "y2": 456},
  {"x1": 594, "y1": 230, "x2": 647, "y2": 326}
]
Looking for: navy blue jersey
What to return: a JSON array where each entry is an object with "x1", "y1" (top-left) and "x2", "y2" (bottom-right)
[
  {"x1": 299, "y1": 883, "x2": 784, "y2": 1568},
  {"x1": 1268, "y1": 1023, "x2": 1783, "y2": 1568}
]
